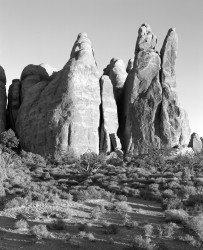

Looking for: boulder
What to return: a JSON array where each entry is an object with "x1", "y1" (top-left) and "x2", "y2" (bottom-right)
[
  {"x1": 16, "y1": 33, "x2": 101, "y2": 158},
  {"x1": 99, "y1": 75, "x2": 121, "y2": 153},
  {"x1": 188, "y1": 133, "x2": 202, "y2": 153},
  {"x1": 0, "y1": 66, "x2": 7, "y2": 133},
  {"x1": 160, "y1": 28, "x2": 191, "y2": 147},
  {"x1": 7, "y1": 79, "x2": 21, "y2": 131},
  {"x1": 122, "y1": 24, "x2": 162, "y2": 154}
]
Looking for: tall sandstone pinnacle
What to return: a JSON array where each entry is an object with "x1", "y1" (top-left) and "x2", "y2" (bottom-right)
[
  {"x1": 122, "y1": 24, "x2": 162, "y2": 153},
  {"x1": 0, "y1": 66, "x2": 7, "y2": 133},
  {"x1": 103, "y1": 58, "x2": 127, "y2": 143},
  {"x1": 15, "y1": 33, "x2": 101, "y2": 158},
  {"x1": 99, "y1": 75, "x2": 121, "y2": 153},
  {"x1": 160, "y1": 28, "x2": 191, "y2": 148},
  {"x1": 121, "y1": 24, "x2": 191, "y2": 154}
]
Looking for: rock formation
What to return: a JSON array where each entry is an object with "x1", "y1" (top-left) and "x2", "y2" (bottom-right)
[
  {"x1": 4, "y1": 25, "x2": 192, "y2": 158},
  {"x1": 121, "y1": 24, "x2": 191, "y2": 154},
  {"x1": 0, "y1": 66, "x2": 7, "y2": 133},
  {"x1": 103, "y1": 58, "x2": 127, "y2": 144},
  {"x1": 99, "y1": 75, "x2": 121, "y2": 153},
  {"x1": 7, "y1": 79, "x2": 21, "y2": 131},
  {"x1": 15, "y1": 33, "x2": 101, "y2": 158},
  {"x1": 122, "y1": 24, "x2": 162, "y2": 153},
  {"x1": 188, "y1": 133, "x2": 202, "y2": 153},
  {"x1": 160, "y1": 28, "x2": 191, "y2": 148}
]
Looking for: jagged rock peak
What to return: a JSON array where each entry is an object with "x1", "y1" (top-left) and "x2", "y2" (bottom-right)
[
  {"x1": 135, "y1": 24, "x2": 157, "y2": 53},
  {"x1": 70, "y1": 32, "x2": 97, "y2": 65},
  {"x1": 126, "y1": 58, "x2": 134, "y2": 73},
  {"x1": 161, "y1": 28, "x2": 178, "y2": 88}
]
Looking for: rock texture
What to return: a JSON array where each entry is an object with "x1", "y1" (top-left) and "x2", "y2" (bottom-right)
[
  {"x1": 15, "y1": 33, "x2": 100, "y2": 158},
  {"x1": 99, "y1": 75, "x2": 121, "y2": 153},
  {"x1": 188, "y1": 133, "x2": 202, "y2": 153},
  {"x1": 122, "y1": 24, "x2": 162, "y2": 153},
  {"x1": 7, "y1": 79, "x2": 21, "y2": 131},
  {"x1": 0, "y1": 66, "x2": 7, "y2": 133},
  {"x1": 160, "y1": 28, "x2": 191, "y2": 148}
]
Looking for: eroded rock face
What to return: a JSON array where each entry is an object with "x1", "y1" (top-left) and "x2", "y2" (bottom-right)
[
  {"x1": 16, "y1": 33, "x2": 101, "y2": 158},
  {"x1": 99, "y1": 75, "x2": 121, "y2": 153},
  {"x1": 0, "y1": 66, "x2": 7, "y2": 133},
  {"x1": 188, "y1": 133, "x2": 202, "y2": 153},
  {"x1": 123, "y1": 24, "x2": 162, "y2": 153},
  {"x1": 160, "y1": 29, "x2": 191, "y2": 147},
  {"x1": 7, "y1": 79, "x2": 21, "y2": 131}
]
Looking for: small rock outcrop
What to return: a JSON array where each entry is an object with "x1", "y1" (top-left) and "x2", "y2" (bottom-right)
[
  {"x1": 15, "y1": 33, "x2": 101, "y2": 158},
  {"x1": 160, "y1": 28, "x2": 191, "y2": 147},
  {"x1": 0, "y1": 66, "x2": 7, "y2": 133},
  {"x1": 188, "y1": 133, "x2": 202, "y2": 153},
  {"x1": 99, "y1": 75, "x2": 121, "y2": 153}
]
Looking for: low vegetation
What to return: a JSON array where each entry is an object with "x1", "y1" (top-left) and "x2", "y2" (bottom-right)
[{"x1": 0, "y1": 130, "x2": 203, "y2": 249}]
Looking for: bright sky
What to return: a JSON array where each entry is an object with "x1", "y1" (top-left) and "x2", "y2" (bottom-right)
[{"x1": 1, "y1": 0, "x2": 203, "y2": 137}]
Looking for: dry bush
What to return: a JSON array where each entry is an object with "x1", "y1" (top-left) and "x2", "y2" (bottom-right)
[{"x1": 165, "y1": 209, "x2": 189, "y2": 223}]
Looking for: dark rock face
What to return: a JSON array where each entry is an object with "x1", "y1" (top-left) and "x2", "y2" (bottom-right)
[
  {"x1": 0, "y1": 66, "x2": 7, "y2": 133},
  {"x1": 99, "y1": 75, "x2": 121, "y2": 153},
  {"x1": 122, "y1": 24, "x2": 162, "y2": 153},
  {"x1": 160, "y1": 28, "x2": 191, "y2": 148},
  {"x1": 15, "y1": 33, "x2": 101, "y2": 158},
  {"x1": 188, "y1": 133, "x2": 202, "y2": 153},
  {"x1": 7, "y1": 79, "x2": 21, "y2": 131}
]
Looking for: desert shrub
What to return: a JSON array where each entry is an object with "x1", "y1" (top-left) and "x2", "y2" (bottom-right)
[
  {"x1": 114, "y1": 201, "x2": 132, "y2": 213},
  {"x1": 162, "y1": 198, "x2": 183, "y2": 210},
  {"x1": 21, "y1": 150, "x2": 46, "y2": 168},
  {"x1": 187, "y1": 194, "x2": 203, "y2": 206},
  {"x1": 15, "y1": 219, "x2": 29, "y2": 230},
  {"x1": 47, "y1": 219, "x2": 68, "y2": 230},
  {"x1": 30, "y1": 224, "x2": 50, "y2": 240},
  {"x1": 148, "y1": 183, "x2": 159, "y2": 192},
  {"x1": 60, "y1": 192, "x2": 73, "y2": 201},
  {"x1": 187, "y1": 214, "x2": 203, "y2": 239},
  {"x1": 165, "y1": 209, "x2": 189, "y2": 223},
  {"x1": 78, "y1": 152, "x2": 106, "y2": 174},
  {"x1": 104, "y1": 223, "x2": 119, "y2": 234},
  {"x1": 5, "y1": 197, "x2": 29, "y2": 209},
  {"x1": 162, "y1": 189, "x2": 175, "y2": 198},
  {"x1": 0, "y1": 129, "x2": 19, "y2": 149},
  {"x1": 132, "y1": 235, "x2": 156, "y2": 250},
  {"x1": 116, "y1": 194, "x2": 127, "y2": 202},
  {"x1": 143, "y1": 224, "x2": 153, "y2": 236}
]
